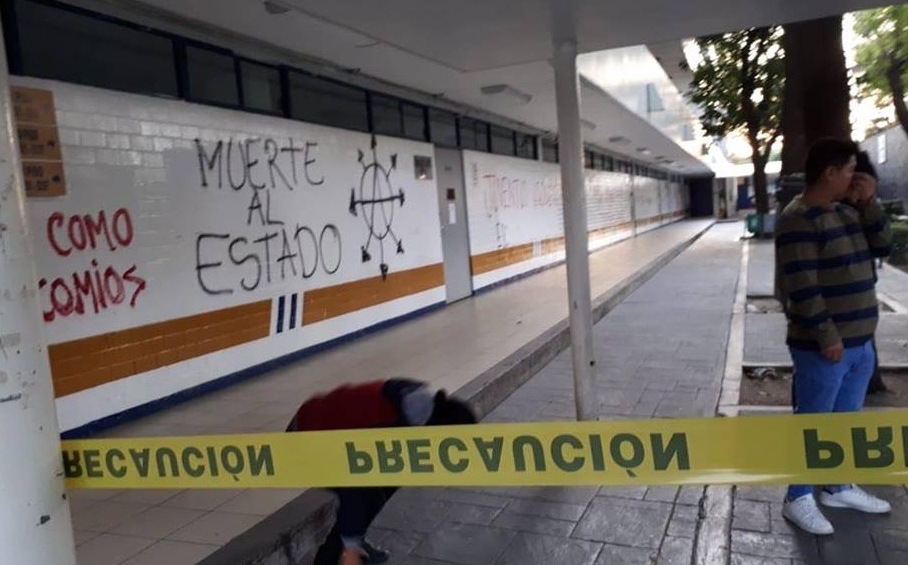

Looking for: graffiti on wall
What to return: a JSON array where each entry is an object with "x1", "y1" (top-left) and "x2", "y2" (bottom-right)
[
  {"x1": 39, "y1": 208, "x2": 147, "y2": 322},
  {"x1": 349, "y1": 136, "x2": 405, "y2": 280},
  {"x1": 193, "y1": 137, "x2": 342, "y2": 295}
]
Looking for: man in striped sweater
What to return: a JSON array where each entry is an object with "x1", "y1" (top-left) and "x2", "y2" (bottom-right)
[{"x1": 775, "y1": 138, "x2": 893, "y2": 535}]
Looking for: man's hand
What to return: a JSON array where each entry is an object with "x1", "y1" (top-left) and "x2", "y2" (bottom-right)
[
  {"x1": 821, "y1": 341, "x2": 844, "y2": 363},
  {"x1": 847, "y1": 173, "x2": 877, "y2": 208},
  {"x1": 339, "y1": 548, "x2": 363, "y2": 565}
]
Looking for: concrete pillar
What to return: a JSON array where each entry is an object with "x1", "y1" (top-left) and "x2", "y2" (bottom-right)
[
  {"x1": 0, "y1": 13, "x2": 77, "y2": 564},
  {"x1": 552, "y1": 32, "x2": 597, "y2": 421}
]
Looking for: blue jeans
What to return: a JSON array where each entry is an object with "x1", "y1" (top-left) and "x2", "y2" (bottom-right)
[{"x1": 787, "y1": 340, "x2": 875, "y2": 501}]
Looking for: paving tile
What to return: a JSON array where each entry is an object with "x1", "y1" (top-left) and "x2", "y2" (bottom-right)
[
  {"x1": 159, "y1": 489, "x2": 245, "y2": 511},
  {"x1": 492, "y1": 509, "x2": 577, "y2": 537},
  {"x1": 72, "y1": 501, "x2": 149, "y2": 533},
  {"x1": 666, "y1": 504, "x2": 700, "y2": 539},
  {"x1": 729, "y1": 555, "x2": 792, "y2": 565},
  {"x1": 733, "y1": 499, "x2": 771, "y2": 533},
  {"x1": 504, "y1": 498, "x2": 587, "y2": 522},
  {"x1": 497, "y1": 532, "x2": 601, "y2": 565},
  {"x1": 594, "y1": 543, "x2": 658, "y2": 565},
  {"x1": 75, "y1": 533, "x2": 155, "y2": 565},
  {"x1": 573, "y1": 497, "x2": 672, "y2": 548},
  {"x1": 656, "y1": 536, "x2": 694, "y2": 565},
  {"x1": 109, "y1": 506, "x2": 206, "y2": 539},
  {"x1": 119, "y1": 540, "x2": 219, "y2": 565},
  {"x1": 731, "y1": 530, "x2": 814, "y2": 560},
  {"x1": 214, "y1": 488, "x2": 302, "y2": 515},
  {"x1": 412, "y1": 522, "x2": 516, "y2": 565},
  {"x1": 166, "y1": 511, "x2": 262, "y2": 545}
]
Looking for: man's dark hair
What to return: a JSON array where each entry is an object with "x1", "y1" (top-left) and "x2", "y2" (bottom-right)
[
  {"x1": 805, "y1": 138, "x2": 859, "y2": 184},
  {"x1": 855, "y1": 150, "x2": 878, "y2": 180},
  {"x1": 427, "y1": 391, "x2": 477, "y2": 425}
]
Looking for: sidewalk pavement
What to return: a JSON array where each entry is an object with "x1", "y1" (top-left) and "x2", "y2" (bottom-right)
[
  {"x1": 744, "y1": 239, "x2": 908, "y2": 368},
  {"x1": 728, "y1": 238, "x2": 908, "y2": 565},
  {"x1": 364, "y1": 222, "x2": 744, "y2": 565},
  {"x1": 68, "y1": 220, "x2": 713, "y2": 565}
]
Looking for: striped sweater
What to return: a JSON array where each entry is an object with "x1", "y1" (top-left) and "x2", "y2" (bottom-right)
[{"x1": 775, "y1": 195, "x2": 892, "y2": 351}]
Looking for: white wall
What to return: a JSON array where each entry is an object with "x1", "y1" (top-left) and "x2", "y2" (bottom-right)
[
  {"x1": 18, "y1": 77, "x2": 444, "y2": 431},
  {"x1": 17, "y1": 76, "x2": 688, "y2": 432}
]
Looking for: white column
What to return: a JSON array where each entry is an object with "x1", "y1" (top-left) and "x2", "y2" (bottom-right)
[
  {"x1": 553, "y1": 37, "x2": 597, "y2": 421},
  {"x1": 0, "y1": 14, "x2": 77, "y2": 565}
]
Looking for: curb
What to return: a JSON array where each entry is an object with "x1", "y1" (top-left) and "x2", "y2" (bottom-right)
[
  {"x1": 694, "y1": 235, "x2": 749, "y2": 565},
  {"x1": 198, "y1": 221, "x2": 714, "y2": 565}
]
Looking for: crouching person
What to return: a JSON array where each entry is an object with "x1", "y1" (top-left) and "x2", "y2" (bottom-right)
[{"x1": 286, "y1": 379, "x2": 477, "y2": 565}]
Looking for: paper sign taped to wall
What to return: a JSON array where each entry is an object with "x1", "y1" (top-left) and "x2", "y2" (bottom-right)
[
  {"x1": 22, "y1": 160, "x2": 66, "y2": 197},
  {"x1": 11, "y1": 86, "x2": 66, "y2": 197}
]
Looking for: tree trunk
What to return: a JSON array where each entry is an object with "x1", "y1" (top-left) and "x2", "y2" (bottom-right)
[
  {"x1": 751, "y1": 148, "x2": 770, "y2": 215},
  {"x1": 886, "y1": 57, "x2": 908, "y2": 140},
  {"x1": 781, "y1": 26, "x2": 806, "y2": 175},
  {"x1": 781, "y1": 16, "x2": 850, "y2": 174}
]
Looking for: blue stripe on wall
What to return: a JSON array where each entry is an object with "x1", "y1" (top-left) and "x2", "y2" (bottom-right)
[{"x1": 276, "y1": 295, "x2": 286, "y2": 333}]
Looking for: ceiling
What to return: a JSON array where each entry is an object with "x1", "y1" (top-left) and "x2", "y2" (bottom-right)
[{"x1": 116, "y1": 0, "x2": 893, "y2": 177}]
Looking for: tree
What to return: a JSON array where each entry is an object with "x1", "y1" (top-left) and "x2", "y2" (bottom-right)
[
  {"x1": 687, "y1": 28, "x2": 784, "y2": 214},
  {"x1": 781, "y1": 17, "x2": 851, "y2": 175},
  {"x1": 854, "y1": 6, "x2": 908, "y2": 140}
]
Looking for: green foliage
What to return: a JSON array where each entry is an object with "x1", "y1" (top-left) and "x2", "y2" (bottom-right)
[
  {"x1": 687, "y1": 27, "x2": 785, "y2": 157},
  {"x1": 854, "y1": 6, "x2": 908, "y2": 106},
  {"x1": 890, "y1": 220, "x2": 908, "y2": 264}
]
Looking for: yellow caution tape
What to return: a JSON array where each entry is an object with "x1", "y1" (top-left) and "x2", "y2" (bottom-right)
[{"x1": 62, "y1": 410, "x2": 908, "y2": 489}]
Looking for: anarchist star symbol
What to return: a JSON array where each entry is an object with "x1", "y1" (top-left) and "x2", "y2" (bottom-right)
[{"x1": 349, "y1": 135, "x2": 405, "y2": 280}]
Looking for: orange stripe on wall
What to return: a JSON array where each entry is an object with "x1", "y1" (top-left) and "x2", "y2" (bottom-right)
[
  {"x1": 49, "y1": 300, "x2": 271, "y2": 397},
  {"x1": 472, "y1": 221, "x2": 638, "y2": 275},
  {"x1": 303, "y1": 263, "x2": 445, "y2": 325}
]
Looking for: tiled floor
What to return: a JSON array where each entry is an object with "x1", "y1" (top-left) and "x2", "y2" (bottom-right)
[{"x1": 68, "y1": 219, "x2": 713, "y2": 565}]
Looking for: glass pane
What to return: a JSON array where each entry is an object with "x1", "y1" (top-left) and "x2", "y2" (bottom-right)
[
  {"x1": 16, "y1": 0, "x2": 177, "y2": 97},
  {"x1": 289, "y1": 72, "x2": 368, "y2": 132},
  {"x1": 459, "y1": 118, "x2": 489, "y2": 151},
  {"x1": 542, "y1": 139, "x2": 558, "y2": 163},
  {"x1": 187, "y1": 46, "x2": 239, "y2": 106},
  {"x1": 241, "y1": 61, "x2": 281, "y2": 113},
  {"x1": 490, "y1": 125, "x2": 515, "y2": 156},
  {"x1": 402, "y1": 103, "x2": 426, "y2": 140},
  {"x1": 370, "y1": 93, "x2": 403, "y2": 137},
  {"x1": 516, "y1": 133, "x2": 536, "y2": 159},
  {"x1": 429, "y1": 109, "x2": 458, "y2": 147}
]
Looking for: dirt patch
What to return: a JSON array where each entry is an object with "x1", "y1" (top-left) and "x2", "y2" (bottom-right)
[
  {"x1": 746, "y1": 297, "x2": 894, "y2": 313},
  {"x1": 746, "y1": 298, "x2": 784, "y2": 313},
  {"x1": 739, "y1": 368, "x2": 908, "y2": 407}
]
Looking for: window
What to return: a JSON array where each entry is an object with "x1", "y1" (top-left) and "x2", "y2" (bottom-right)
[
  {"x1": 490, "y1": 125, "x2": 516, "y2": 156},
  {"x1": 402, "y1": 103, "x2": 426, "y2": 141},
  {"x1": 584, "y1": 150, "x2": 594, "y2": 169},
  {"x1": 459, "y1": 118, "x2": 489, "y2": 152},
  {"x1": 240, "y1": 61, "x2": 281, "y2": 114},
  {"x1": 516, "y1": 133, "x2": 537, "y2": 159},
  {"x1": 186, "y1": 45, "x2": 239, "y2": 106},
  {"x1": 370, "y1": 93, "x2": 403, "y2": 137},
  {"x1": 288, "y1": 71, "x2": 368, "y2": 132},
  {"x1": 15, "y1": 0, "x2": 178, "y2": 97},
  {"x1": 429, "y1": 109, "x2": 458, "y2": 147},
  {"x1": 542, "y1": 139, "x2": 559, "y2": 164}
]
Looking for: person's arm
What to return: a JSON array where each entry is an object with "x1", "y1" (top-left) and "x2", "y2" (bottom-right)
[
  {"x1": 776, "y1": 213, "x2": 842, "y2": 356},
  {"x1": 850, "y1": 173, "x2": 892, "y2": 258}
]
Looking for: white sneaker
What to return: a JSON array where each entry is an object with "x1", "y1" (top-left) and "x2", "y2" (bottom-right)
[
  {"x1": 782, "y1": 494, "x2": 834, "y2": 535},
  {"x1": 819, "y1": 486, "x2": 891, "y2": 514}
]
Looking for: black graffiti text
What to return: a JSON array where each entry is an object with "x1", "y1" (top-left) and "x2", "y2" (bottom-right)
[
  {"x1": 195, "y1": 224, "x2": 342, "y2": 295},
  {"x1": 195, "y1": 137, "x2": 324, "y2": 191}
]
